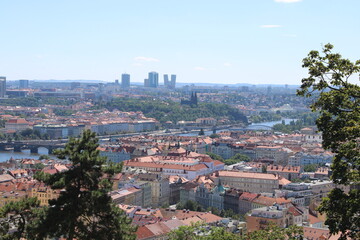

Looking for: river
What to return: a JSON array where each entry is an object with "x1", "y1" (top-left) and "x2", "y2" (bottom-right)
[
  {"x1": 0, "y1": 119, "x2": 297, "y2": 162},
  {"x1": 177, "y1": 118, "x2": 297, "y2": 136},
  {"x1": 0, "y1": 147, "x2": 54, "y2": 163}
]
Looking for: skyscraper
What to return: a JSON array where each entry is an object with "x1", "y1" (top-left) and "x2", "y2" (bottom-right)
[
  {"x1": 170, "y1": 74, "x2": 176, "y2": 89},
  {"x1": 121, "y1": 73, "x2": 130, "y2": 88},
  {"x1": 164, "y1": 74, "x2": 169, "y2": 86},
  {"x1": 0, "y1": 76, "x2": 6, "y2": 98},
  {"x1": 164, "y1": 74, "x2": 176, "y2": 89},
  {"x1": 148, "y1": 72, "x2": 159, "y2": 88},
  {"x1": 19, "y1": 79, "x2": 29, "y2": 89}
]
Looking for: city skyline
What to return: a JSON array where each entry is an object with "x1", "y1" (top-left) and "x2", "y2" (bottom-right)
[{"x1": 1, "y1": 0, "x2": 359, "y2": 85}]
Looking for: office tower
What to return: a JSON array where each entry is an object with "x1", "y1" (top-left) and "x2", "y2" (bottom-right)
[
  {"x1": 121, "y1": 73, "x2": 130, "y2": 88},
  {"x1": 164, "y1": 74, "x2": 169, "y2": 86},
  {"x1": 0, "y1": 76, "x2": 6, "y2": 98},
  {"x1": 144, "y1": 79, "x2": 150, "y2": 87},
  {"x1": 170, "y1": 74, "x2": 176, "y2": 89},
  {"x1": 164, "y1": 74, "x2": 176, "y2": 89},
  {"x1": 148, "y1": 72, "x2": 159, "y2": 88},
  {"x1": 115, "y1": 79, "x2": 119, "y2": 85},
  {"x1": 19, "y1": 79, "x2": 29, "y2": 89}
]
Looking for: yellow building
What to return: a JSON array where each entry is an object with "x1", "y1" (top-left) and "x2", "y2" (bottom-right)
[{"x1": 30, "y1": 185, "x2": 60, "y2": 206}]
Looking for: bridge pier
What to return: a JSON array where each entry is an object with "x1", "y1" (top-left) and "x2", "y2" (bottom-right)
[
  {"x1": 29, "y1": 146, "x2": 38, "y2": 154},
  {"x1": 47, "y1": 147, "x2": 53, "y2": 155},
  {"x1": 14, "y1": 145, "x2": 22, "y2": 152}
]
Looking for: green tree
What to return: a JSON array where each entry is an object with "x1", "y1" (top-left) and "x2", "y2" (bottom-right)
[
  {"x1": 303, "y1": 164, "x2": 318, "y2": 172},
  {"x1": 34, "y1": 130, "x2": 137, "y2": 240},
  {"x1": 176, "y1": 200, "x2": 204, "y2": 212},
  {"x1": 38, "y1": 154, "x2": 50, "y2": 160},
  {"x1": 223, "y1": 153, "x2": 250, "y2": 165},
  {"x1": 209, "y1": 133, "x2": 220, "y2": 139},
  {"x1": 168, "y1": 223, "x2": 239, "y2": 240},
  {"x1": 206, "y1": 152, "x2": 224, "y2": 162},
  {"x1": 245, "y1": 224, "x2": 303, "y2": 240},
  {"x1": 0, "y1": 197, "x2": 41, "y2": 240},
  {"x1": 297, "y1": 43, "x2": 360, "y2": 239},
  {"x1": 168, "y1": 224, "x2": 303, "y2": 240}
]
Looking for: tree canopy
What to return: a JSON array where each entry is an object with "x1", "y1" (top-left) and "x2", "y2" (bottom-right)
[
  {"x1": 33, "y1": 129, "x2": 136, "y2": 240},
  {"x1": 168, "y1": 223, "x2": 303, "y2": 240},
  {"x1": 297, "y1": 43, "x2": 360, "y2": 239},
  {"x1": 101, "y1": 97, "x2": 248, "y2": 124},
  {"x1": 0, "y1": 197, "x2": 41, "y2": 240}
]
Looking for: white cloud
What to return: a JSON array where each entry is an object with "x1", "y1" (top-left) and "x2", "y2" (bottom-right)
[
  {"x1": 274, "y1": 0, "x2": 302, "y2": 3},
  {"x1": 260, "y1": 25, "x2": 282, "y2": 28},
  {"x1": 134, "y1": 56, "x2": 159, "y2": 62},
  {"x1": 223, "y1": 62, "x2": 232, "y2": 67},
  {"x1": 194, "y1": 66, "x2": 206, "y2": 71}
]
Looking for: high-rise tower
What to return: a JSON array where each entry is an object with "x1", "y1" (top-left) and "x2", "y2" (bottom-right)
[
  {"x1": 148, "y1": 72, "x2": 159, "y2": 88},
  {"x1": 164, "y1": 74, "x2": 176, "y2": 89},
  {"x1": 0, "y1": 76, "x2": 6, "y2": 98},
  {"x1": 121, "y1": 73, "x2": 130, "y2": 88},
  {"x1": 19, "y1": 79, "x2": 29, "y2": 89}
]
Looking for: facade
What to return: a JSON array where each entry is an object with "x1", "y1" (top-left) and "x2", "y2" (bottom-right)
[
  {"x1": 121, "y1": 73, "x2": 130, "y2": 88},
  {"x1": 110, "y1": 187, "x2": 143, "y2": 206},
  {"x1": 4, "y1": 118, "x2": 31, "y2": 132},
  {"x1": 238, "y1": 192, "x2": 259, "y2": 215},
  {"x1": 99, "y1": 146, "x2": 132, "y2": 163},
  {"x1": 147, "y1": 72, "x2": 159, "y2": 88},
  {"x1": 0, "y1": 76, "x2": 6, "y2": 98},
  {"x1": 246, "y1": 206, "x2": 289, "y2": 232},
  {"x1": 195, "y1": 183, "x2": 225, "y2": 210},
  {"x1": 19, "y1": 79, "x2": 29, "y2": 89},
  {"x1": 215, "y1": 171, "x2": 279, "y2": 193},
  {"x1": 123, "y1": 155, "x2": 224, "y2": 180},
  {"x1": 266, "y1": 165, "x2": 301, "y2": 181},
  {"x1": 34, "y1": 124, "x2": 69, "y2": 139},
  {"x1": 30, "y1": 185, "x2": 60, "y2": 206},
  {"x1": 164, "y1": 74, "x2": 176, "y2": 89},
  {"x1": 138, "y1": 173, "x2": 170, "y2": 207}
]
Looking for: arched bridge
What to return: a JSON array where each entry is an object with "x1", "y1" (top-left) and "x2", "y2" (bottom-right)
[{"x1": 0, "y1": 140, "x2": 66, "y2": 154}]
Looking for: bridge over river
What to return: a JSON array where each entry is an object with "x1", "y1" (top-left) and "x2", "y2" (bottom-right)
[{"x1": 0, "y1": 140, "x2": 66, "y2": 154}]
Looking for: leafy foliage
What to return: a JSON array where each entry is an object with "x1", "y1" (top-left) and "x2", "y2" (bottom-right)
[
  {"x1": 223, "y1": 153, "x2": 250, "y2": 165},
  {"x1": 100, "y1": 97, "x2": 248, "y2": 124},
  {"x1": 176, "y1": 200, "x2": 204, "y2": 212},
  {"x1": 33, "y1": 129, "x2": 137, "y2": 240},
  {"x1": 206, "y1": 152, "x2": 224, "y2": 162},
  {"x1": 303, "y1": 164, "x2": 318, "y2": 172},
  {"x1": 53, "y1": 108, "x2": 74, "y2": 116},
  {"x1": 0, "y1": 197, "x2": 42, "y2": 240},
  {"x1": 297, "y1": 43, "x2": 360, "y2": 239},
  {"x1": 168, "y1": 223, "x2": 303, "y2": 240},
  {"x1": 246, "y1": 224, "x2": 303, "y2": 240}
]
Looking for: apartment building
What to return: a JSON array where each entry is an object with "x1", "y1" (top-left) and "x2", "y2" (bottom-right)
[{"x1": 215, "y1": 171, "x2": 279, "y2": 193}]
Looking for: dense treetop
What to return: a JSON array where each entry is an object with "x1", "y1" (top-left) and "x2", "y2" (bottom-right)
[
  {"x1": 101, "y1": 97, "x2": 248, "y2": 124},
  {"x1": 298, "y1": 43, "x2": 360, "y2": 239}
]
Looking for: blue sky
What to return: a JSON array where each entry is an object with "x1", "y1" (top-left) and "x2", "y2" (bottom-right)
[{"x1": 1, "y1": 0, "x2": 359, "y2": 85}]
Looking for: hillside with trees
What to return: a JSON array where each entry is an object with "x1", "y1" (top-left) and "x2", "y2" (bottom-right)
[{"x1": 100, "y1": 98, "x2": 248, "y2": 124}]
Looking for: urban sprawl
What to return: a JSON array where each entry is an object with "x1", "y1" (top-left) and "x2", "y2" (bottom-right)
[{"x1": 0, "y1": 74, "x2": 343, "y2": 239}]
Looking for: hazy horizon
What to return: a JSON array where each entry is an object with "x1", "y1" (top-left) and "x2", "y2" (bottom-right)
[{"x1": 1, "y1": 0, "x2": 359, "y2": 85}]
